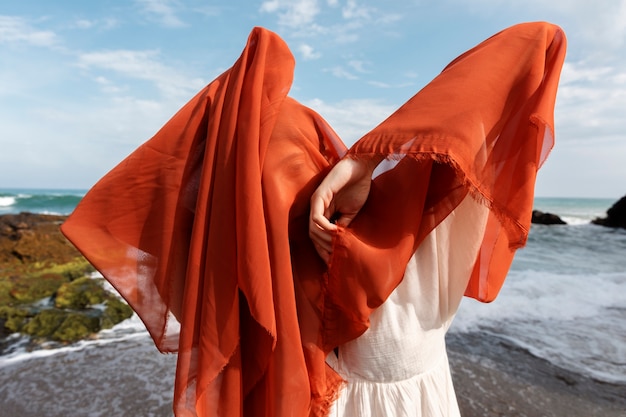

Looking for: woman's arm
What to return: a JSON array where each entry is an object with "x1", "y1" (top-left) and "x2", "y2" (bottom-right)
[{"x1": 309, "y1": 155, "x2": 383, "y2": 263}]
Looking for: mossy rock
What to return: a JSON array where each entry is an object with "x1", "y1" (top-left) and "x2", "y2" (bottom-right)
[
  {"x1": 21, "y1": 309, "x2": 101, "y2": 343},
  {"x1": 0, "y1": 279, "x2": 13, "y2": 305},
  {"x1": 1, "y1": 261, "x2": 134, "y2": 345},
  {"x1": 0, "y1": 214, "x2": 135, "y2": 346},
  {"x1": 52, "y1": 312, "x2": 100, "y2": 342},
  {"x1": 22, "y1": 309, "x2": 66, "y2": 338},
  {"x1": 0, "y1": 257, "x2": 93, "y2": 306},
  {"x1": 55, "y1": 276, "x2": 107, "y2": 309},
  {"x1": 0, "y1": 305, "x2": 30, "y2": 333},
  {"x1": 9, "y1": 273, "x2": 68, "y2": 303},
  {"x1": 101, "y1": 298, "x2": 133, "y2": 329},
  {"x1": 41, "y1": 258, "x2": 95, "y2": 281}
]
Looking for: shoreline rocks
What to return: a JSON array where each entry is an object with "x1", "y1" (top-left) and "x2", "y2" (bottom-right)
[
  {"x1": 532, "y1": 210, "x2": 567, "y2": 225},
  {"x1": 592, "y1": 195, "x2": 626, "y2": 229},
  {"x1": 0, "y1": 212, "x2": 132, "y2": 352}
]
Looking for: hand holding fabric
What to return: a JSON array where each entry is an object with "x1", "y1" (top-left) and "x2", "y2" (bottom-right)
[{"x1": 309, "y1": 156, "x2": 383, "y2": 263}]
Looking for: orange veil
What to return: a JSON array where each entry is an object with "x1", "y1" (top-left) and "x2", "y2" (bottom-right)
[{"x1": 61, "y1": 22, "x2": 566, "y2": 416}]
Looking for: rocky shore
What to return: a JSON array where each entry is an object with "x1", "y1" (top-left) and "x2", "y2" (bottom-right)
[
  {"x1": 1, "y1": 207, "x2": 625, "y2": 416},
  {"x1": 0, "y1": 213, "x2": 132, "y2": 353}
]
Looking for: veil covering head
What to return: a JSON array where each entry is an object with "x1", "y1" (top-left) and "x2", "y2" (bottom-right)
[{"x1": 61, "y1": 22, "x2": 566, "y2": 416}]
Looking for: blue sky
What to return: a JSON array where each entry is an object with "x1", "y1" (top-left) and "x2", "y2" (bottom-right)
[{"x1": 1, "y1": 0, "x2": 625, "y2": 198}]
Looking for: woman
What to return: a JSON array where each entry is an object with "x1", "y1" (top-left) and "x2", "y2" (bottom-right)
[{"x1": 62, "y1": 22, "x2": 566, "y2": 416}]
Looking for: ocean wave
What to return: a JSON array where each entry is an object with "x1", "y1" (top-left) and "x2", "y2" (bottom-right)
[
  {"x1": 560, "y1": 216, "x2": 591, "y2": 225},
  {"x1": 0, "y1": 189, "x2": 85, "y2": 215},
  {"x1": 0, "y1": 196, "x2": 16, "y2": 207},
  {"x1": 451, "y1": 270, "x2": 626, "y2": 383}
]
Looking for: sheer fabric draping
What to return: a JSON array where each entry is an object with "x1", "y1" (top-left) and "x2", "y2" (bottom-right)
[{"x1": 61, "y1": 22, "x2": 566, "y2": 416}]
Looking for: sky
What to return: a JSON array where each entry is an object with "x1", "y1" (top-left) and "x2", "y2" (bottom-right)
[{"x1": 1, "y1": 0, "x2": 625, "y2": 198}]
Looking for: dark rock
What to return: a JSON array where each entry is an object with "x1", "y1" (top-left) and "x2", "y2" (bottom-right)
[
  {"x1": 0, "y1": 212, "x2": 80, "y2": 265},
  {"x1": 592, "y1": 195, "x2": 626, "y2": 229},
  {"x1": 532, "y1": 210, "x2": 567, "y2": 225}
]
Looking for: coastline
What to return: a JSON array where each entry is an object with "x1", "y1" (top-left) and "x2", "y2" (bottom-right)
[
  {"x1": 0, "y1": 335, "x2": 177, "y2": 417},
  {"x1": 0, "y1": 331, "x2": 624, "y2": 417},
  {"x1": 448, "y1": 332, "x2": 626, "y2": 417},
  {"x1": 0, "y1": 206, "x2": 624, "y2": 416}
]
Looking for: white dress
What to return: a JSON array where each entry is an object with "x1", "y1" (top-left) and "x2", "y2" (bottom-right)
[{"x1": 327, "y1": 196, "x2": 488, "y2": 417}]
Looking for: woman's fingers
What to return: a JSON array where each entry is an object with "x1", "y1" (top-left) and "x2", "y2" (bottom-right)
[
  {"x1": 309, "y1": 222, "x2": 332, "y2": 248},
  {"x1": 309, "y1": 224, "x2": 333, "y2": 263},
  {"x1": 309, "y1": 192, "x2": 338, "y2": 261}
]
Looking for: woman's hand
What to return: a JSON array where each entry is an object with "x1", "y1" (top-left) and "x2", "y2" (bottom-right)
[{"x1": 309, "y1": 156, "x2": 382, "y2": 263}]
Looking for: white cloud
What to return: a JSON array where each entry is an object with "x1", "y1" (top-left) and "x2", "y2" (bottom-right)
[
  {"x1": 74, "y1": 19, "x2": 94, "y2": 29},
  {"x1": 449, "y1": 0, "x2": 626, "y2": 51},
  {"x1": 367, "y1": 80, "x2": 415, "y2": 89},
  {"x1": 260, "y1": 0, "x2": 280, "y2": 13},
  {"x1": 77, "y1": 49, "x2": 205, "y2": 100},
  {"x1": 95, "y1": 76, "x2": 127, "y2": 94},
  {"x1": 299, "y1": 43, "x2": 321, "y2": 60},
  {"x1": 259, "y1": 0, "x2": 320, "y2": 28},
  {"x1": 375, "y1": 13, "x2": 403, "y2": 25},
  {"x1": 1, "y1": 94, "x2": 179, "y2": 188},
  {"x1": 304, "y1": 98, "x2": 396, "y2": 145},
  {"x1": 556, "y1": 60, "x2": 626, "y2": 139},
  {"x1": 347, "y1": 60, "x2": 368, "y2": 73},
  {"x1": 325, "y1": 66, "x2": 358, "y2": 80},
  {"x1": 342, "y1": 0, "x2": 372, "y2": 20},
  {"x1": 560, "y1": 62, "x2": 613, "y2": 84},
  {"x1": 71, "y1": 17, "x2": 119, "y2": 31},
  {"x1": 0, "y1": 16, "x2": 58, "y2": 47},
  {"x1": 135, "y1": 0, "x2": 186, "y2": 28},
  {"x1": 259, "y1": 0, "x2": 402, "y2": 49}
]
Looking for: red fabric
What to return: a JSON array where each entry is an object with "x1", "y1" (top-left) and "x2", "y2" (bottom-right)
[{"x1": 61, "y1": 23, "x2": 566, "y2": 416}]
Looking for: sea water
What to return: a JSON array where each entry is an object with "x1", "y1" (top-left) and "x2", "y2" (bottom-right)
[
  {"x1": 453, "y1": 197, "x2": 626, "y2": 384},
  {"x1": 0, "y1": 188, "x2": 84, "y2": 215},
  {"x1": 1, "y1": 191, "x2": 625, "y2": 384}
]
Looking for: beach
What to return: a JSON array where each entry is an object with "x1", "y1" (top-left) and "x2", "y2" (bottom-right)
[
  {"x1": 1, "y1": 331, "x2": 624, "y2": 417},
  {"x1": 1, "y1": 193, "x2": 625, "y2": 416},
  {"x1": 448, "y1": 333, "x2": 626, "y2": 417}
]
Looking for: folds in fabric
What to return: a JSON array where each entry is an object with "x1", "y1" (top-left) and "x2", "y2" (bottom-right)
[
  {"x1": 324, "y1": 23, "x2": 567, "y2": 351},
  {"x1": 62, "y1": 27, "x2": 340, "y2": 416},
  {"x1": 61, "y1": 22, "x2": 566, "y2": 416}
]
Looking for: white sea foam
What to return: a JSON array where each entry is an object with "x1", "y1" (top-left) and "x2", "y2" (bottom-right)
[
  {"x1": 560, "y1": 215, "x2": 590, "y2": 225},
  {"x1": 452, "y1": 269, "x2": 626, "y2": 383},
  {"x1": 0, "y1": 196, "x2": 16, "y2": 207},
  {"x1": 0, "y1": 314, "x2": 150, "y2": 366}
]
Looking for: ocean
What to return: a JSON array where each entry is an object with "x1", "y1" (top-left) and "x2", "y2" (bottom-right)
[
  {"x1": 0, "y1": 188, "x2": 85, "y2": 216},
  {"x1": 1, "y1": 189, "x2": 625, "y2": 386},
  {"x1": 453, "y1": 196, "x2": 626, "y2": 385}
]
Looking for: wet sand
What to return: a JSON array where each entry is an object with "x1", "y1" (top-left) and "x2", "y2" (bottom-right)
[
  {"x1": 448, "y1": 333, "x2": 626, "y2": 417},
  {"x1": 0, "y1": 332, "x2": 624, "y2": 416}
]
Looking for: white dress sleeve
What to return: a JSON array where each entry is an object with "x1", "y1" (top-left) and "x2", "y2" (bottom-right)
[{"x1": 327, "y1": 195, "x2": 489, "y2": 417}]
